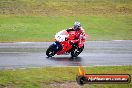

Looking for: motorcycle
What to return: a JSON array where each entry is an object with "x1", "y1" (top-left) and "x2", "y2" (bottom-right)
[{"x1": 46, "y1": 30, "x2": 86, "y2": 57}]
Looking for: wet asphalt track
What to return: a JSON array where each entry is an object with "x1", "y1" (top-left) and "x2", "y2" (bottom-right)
[{"x1": 0, "y1": 40, "x2": 132, "y2": 69}]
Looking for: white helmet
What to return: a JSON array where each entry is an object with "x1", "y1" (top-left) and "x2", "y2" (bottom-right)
[{"x1": 74, "y1": 21, "x2": 81, "y2": 31}]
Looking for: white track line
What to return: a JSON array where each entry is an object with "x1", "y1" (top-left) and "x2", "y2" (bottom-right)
[{"x1": 0, "y1": 52, "x2": 29, "y2": 54}]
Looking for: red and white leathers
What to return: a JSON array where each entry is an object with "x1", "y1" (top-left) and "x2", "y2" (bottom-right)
[{"x1": 66, "y1": 27, "x2": 87, "y2": 48}]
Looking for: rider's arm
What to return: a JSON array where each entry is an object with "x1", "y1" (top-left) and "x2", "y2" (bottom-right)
[{"x1": 79, "y1": 27, "x2": 87, "y2": 41}]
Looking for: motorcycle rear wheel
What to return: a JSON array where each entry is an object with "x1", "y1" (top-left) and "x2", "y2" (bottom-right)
[{"x1": 71, "y1": 45, "x2": 84, "y2": 57}]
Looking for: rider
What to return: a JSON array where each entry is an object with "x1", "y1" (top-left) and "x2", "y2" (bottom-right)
[{"x1": 66, "y1": 21, "x2": 87, "y2": 48}]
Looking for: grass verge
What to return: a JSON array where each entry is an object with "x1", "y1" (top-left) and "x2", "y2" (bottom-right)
[
  {"x1": 0, "y1": 16, "x2": 132, "y2": 42},
  {"x1": 0, "y1": 0, "x2": 132, "y2": 16},
  {"x1": 0, "y1": 66, "x2": 132, "y2": 88},
  {"x1": 0, "y1": 0, "x2": 132, "y2": 42}
]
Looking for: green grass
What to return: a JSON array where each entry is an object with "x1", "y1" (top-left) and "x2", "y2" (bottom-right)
[
  {"x1": 0, "y1": 16, "x2": 132, "y2": 42},
  {"x1": 0, "y1": 0, "x2": 132, "y2": 16},
  {"x1": 0, "y1": 0, "x2": 132, "y2": 42},
  {"x1": 0, "y1": 66, "x2": 132, "y2": 88}
]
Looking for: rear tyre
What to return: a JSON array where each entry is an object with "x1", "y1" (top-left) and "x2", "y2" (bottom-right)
[
  {"x1": 71, "y1": 45, "x2": 84, "y2": 57},
  {"x1": 46, "y1": 45, "x2": 56, "y2": 57}
]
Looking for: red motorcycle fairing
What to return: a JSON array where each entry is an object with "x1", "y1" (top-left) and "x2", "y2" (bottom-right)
[
  {"x1": 67, "y1": 30, "x2": 87, "y2": 48},
  {"x1": 56, "y1": 41, "x2": 72, "y2": 55},
  {"x1": 55, "y1": 30, "x2": 85, "y2": 55}
]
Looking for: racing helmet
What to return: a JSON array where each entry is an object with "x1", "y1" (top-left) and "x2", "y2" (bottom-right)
[{"x1": 73, "y1": 21, "x2": 81, "y2": 31}]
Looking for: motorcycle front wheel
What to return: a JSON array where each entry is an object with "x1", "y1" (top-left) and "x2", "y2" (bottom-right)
[{"x1": 46, "y1": 44, "x2": 56, "y2": 57}]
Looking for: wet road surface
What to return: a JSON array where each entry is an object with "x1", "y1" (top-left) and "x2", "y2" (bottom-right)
[{"x1": 0, "y1": 40, "x2": 132, "y2": 69}]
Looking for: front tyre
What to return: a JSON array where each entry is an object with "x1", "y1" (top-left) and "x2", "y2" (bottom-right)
[
  {"x1": 46, "y1": 45, "x2": 56, "y2": 57},
  {"x1": 71, "y1": 45, "x2": 84, "y2": 57}
]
